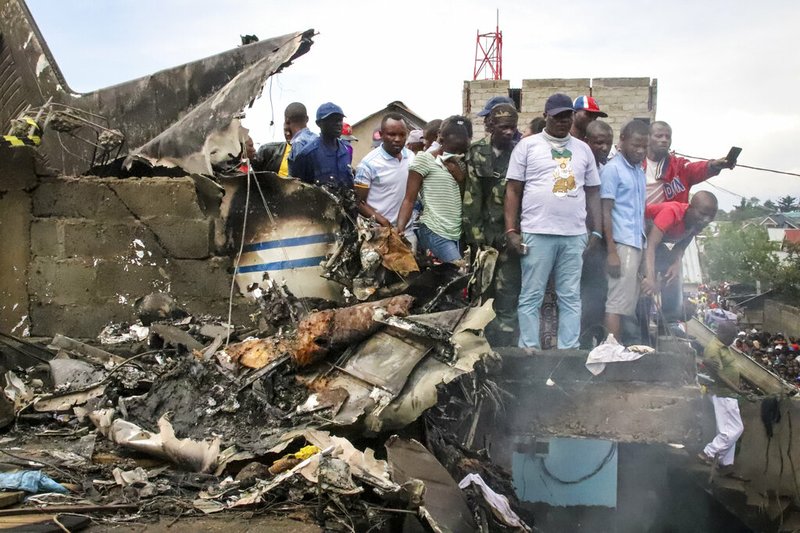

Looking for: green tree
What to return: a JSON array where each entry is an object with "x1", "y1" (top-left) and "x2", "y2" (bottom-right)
[
  {"x1": 702, "y1": 223, "x2": 779, "y2": 284},
  {"x1": 764, "y1": 199, "x2": 777, "y2": 212},
  {"x1": 729, "y1": 197, "x2": 769, "y2": 222},
  {"x1": 777, "y1": 195, "x2": 798, "y2": 213},
  {"x1": 773, "y1": 242, "x2": 800, "y2": 299}
]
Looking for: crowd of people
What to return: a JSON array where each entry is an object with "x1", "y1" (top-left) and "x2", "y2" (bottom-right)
[{"x1": 248, "y1": 93, "x2": 737, "y2": 349}]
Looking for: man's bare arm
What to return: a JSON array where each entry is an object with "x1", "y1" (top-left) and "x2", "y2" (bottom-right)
[
  {"x1": 503, "y1": 180, "x2": 524, "y2": 254},
  {"x1": 602, "y1": 198, "x2": 620, "y2": 278},
  {"x1": 396, "y1": 171, "x2": 423, "y2": 233},
  {"x1": 585, "y1": 185, "x2": 602, "y2": 235},
  {"x1": 355, "y1": 185, "x2": 390, "y2": 227},
  {"x1": 642, "y1": 225, "x2": 665, "y2": 295}
]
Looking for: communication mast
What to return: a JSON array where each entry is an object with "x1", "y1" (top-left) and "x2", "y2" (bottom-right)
[{"x1": 473, "y1": 10, "x2": 503, "y2": 80}]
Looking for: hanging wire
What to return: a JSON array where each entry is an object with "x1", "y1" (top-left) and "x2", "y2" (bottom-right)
[{"x1": 226, "y1": 160, "x2": 252, "y2": 347}]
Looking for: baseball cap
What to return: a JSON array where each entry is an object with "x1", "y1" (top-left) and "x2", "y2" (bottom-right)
[
  {"x1": 316, "y1": 102, "x2": 345, "y2": 121},
  {"x1": 341, "y1": 122, "x2": 358, "y2": 141},
  {"x1": 477, "y1": 95, "x2": 515, "y2": 117},
  {"x1": 407, "y1": 130, "x2": 424, "y2": 144},
  {"x1": 544, "y1": 93, "x2": 574, "y2": 116},
  {"x1": 573, "y1": 95, "x2": 609, "y2": 117}
]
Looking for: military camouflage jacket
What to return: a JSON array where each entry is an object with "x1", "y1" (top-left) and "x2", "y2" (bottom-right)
[{"x1": 463, "y1": 137, "x2": 513, "y2": 247}]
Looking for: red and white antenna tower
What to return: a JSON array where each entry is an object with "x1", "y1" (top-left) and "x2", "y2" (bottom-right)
[{"x1": 473, "y1": 9, "x2": 503, "y2": 80}]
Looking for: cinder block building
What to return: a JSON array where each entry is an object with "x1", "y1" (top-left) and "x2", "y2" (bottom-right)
[{"x1": 463, "y1": 77, "x2": 658, "y2": 139}]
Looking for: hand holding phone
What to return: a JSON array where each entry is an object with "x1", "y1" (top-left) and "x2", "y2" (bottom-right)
[{"x1": 724, "y1": 146, "x2": 742, "y2": 168}]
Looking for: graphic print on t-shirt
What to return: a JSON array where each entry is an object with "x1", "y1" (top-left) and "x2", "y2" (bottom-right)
[{"x1": 550, "y1": 148, "x2": 577, "y2": 198}]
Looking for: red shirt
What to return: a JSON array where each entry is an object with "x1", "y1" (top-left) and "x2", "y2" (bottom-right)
[
  {"x1": 646, "y1": 201, "x2": 689, "y2": 242},
  {"x1": 644, "y1": 154, "x2": 718, "y2": 205}
]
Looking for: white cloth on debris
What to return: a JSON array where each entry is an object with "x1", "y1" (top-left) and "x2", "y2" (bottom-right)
[
  {"x1": 458, "y1": 473, "x2": 530, "y2": 531},
  {"x1": 585, "y1": 334, "x2": 655, "y2": 375}
]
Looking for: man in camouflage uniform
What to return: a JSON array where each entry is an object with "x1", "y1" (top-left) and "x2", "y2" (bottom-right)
[{"x1": 464, "y1": 103, "x2": 520, "y2": 345}]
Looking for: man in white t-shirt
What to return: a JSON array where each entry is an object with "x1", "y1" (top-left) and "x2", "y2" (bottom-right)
[
  {"x1": 504, "y1": 93, "x2": 602, "y2": 349},
  {"x1": 354, "y1": 113, "x2": 414, "y2": 239}
]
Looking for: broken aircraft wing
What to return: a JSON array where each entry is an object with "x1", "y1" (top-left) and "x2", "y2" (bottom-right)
[{"x1": 0, "y1": 0, "x2": 314, "y2": 175}]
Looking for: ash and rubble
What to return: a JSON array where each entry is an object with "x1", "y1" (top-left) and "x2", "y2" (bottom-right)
[{"x1": 0, "y1": 215, "x2": 529, "y2": 531}]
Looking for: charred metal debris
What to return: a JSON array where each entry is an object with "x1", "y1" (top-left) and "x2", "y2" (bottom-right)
[
  {"x1": 0, "y1": 184, "x2": 527, "y2": 531},
  {"x1": 0, "y1": 270, "x2": 528, "y2": 531}
]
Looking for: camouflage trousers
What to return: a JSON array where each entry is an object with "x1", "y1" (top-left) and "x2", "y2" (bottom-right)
[{"x1": 485, "y1": 246, "x2": 522, "y2": 346}]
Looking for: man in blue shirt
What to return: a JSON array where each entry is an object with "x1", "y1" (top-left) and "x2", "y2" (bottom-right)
[
  {"x1": 600, "y1": 120, "x2": 649, "y2": 340},
  {"x1": 291, "y1": 102, "x2": 353, "y2": 188},
  {"x1": 283, "y1": 102, "x2": 317, "y2": 173}
]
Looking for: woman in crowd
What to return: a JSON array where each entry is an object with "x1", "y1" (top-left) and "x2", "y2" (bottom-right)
[{"x1": 396, "y1": 116, "x2": 472, "y2": 264}]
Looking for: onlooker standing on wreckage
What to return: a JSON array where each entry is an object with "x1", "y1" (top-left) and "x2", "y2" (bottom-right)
[
  {"x1": 698, "y1": 320, "x2": 746, "y2": 474},
  {"x1": 579, "y1": 120, "x2": 615, "y2": 348},
  {"x1": 570, "y1": 95, "x2": 609, "y2": 142},
  {"x1": 641, "y1": 192, "x2": 718, "y2": 298},
  {"x1": 505, "y1": 93, "x2": 602, "y2": 349},
  {"x1": 600, "y1": 120, "x2": 649, "y2": 341},
  {"x1": 645, "y1": 121, "x2": 736, "y2": 205},
  {"x1": 463, "y1": 103, "x2": 520, "y2": 345},
  {"x1": 340, "y1": 122, "x2": 358, "y2": 161},
  {"x1": 585, "y1": 120, "x2": 614, "y2": 170},
  {"x1": 253, "y1": 120, "x2": 296, "y2": 177},
  {"x1": 354, "y1": 113, "x2": 414, "y2": 239},
  {"x1": 397, "y1": 116, "x2": 472, "y2": 264},
  {"x1": 283, "y1": 102, "x2": 317, "y2": 174},
  {"x1": 523, "y1": 117, "x2": 546, "y2": 138},
  {"x1": 644, "y1": 121, "x2": 736, "y2": 322},
  {"x1": 406, "y1": 129, "x2": 425, "y2": 154},
  {"x1": 423, "y1": 119, "x2": 443, "y2": 153},
  {"x1": 476, "y1": 95, "x2": 515, "y2": 136},
  {"x1": 291, "y1": 102, "x2": 354, "y2": 188}
]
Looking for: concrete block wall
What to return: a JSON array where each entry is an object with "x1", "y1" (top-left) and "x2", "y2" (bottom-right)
[
  {"x1": 590, "y1": 78, "x2": 657, "y2": 139},
  {"x1": 463, "y1": 77, "x2": 657, "y2": 141},
  {"x1": 27, "y1": 175, "x2": 251, "y2": 338},
  {"x1": 518, "y1": 78, "x2": 591, "y2": 136},
  {"x1": 0, "y1": 149, "x2": 37, "y2": 335}
]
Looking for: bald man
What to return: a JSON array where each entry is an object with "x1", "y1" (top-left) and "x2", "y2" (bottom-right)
[{"x1": 641, "y1": 191, "x2": 718, "y2": 298}]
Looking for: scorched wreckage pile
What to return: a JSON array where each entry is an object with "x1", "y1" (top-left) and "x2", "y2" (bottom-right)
[{"x1": 0, "y1": 2, "x2": 529, "y2": 531}]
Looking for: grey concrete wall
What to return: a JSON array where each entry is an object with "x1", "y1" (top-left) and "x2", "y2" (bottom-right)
[
  {"x1": 763, "y1": 299, "x2": 800, "y2": 335},
  {"x1": 26, "y1": 174, "x2": 251, "y2": 338}
]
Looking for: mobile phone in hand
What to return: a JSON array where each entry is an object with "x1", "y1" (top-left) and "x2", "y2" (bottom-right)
[{"x1": 726, "y1": 146, "x2": 742, "y2": 166}]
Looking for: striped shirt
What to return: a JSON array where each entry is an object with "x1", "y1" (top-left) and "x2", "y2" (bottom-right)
[{"x1": 411, "y1": 151, "x2": 462, "y2": 241}]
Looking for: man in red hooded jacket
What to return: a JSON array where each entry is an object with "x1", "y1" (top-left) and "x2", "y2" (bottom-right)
[{"x1": 644, "y1": 121, "x2": 735, "y2": 205}]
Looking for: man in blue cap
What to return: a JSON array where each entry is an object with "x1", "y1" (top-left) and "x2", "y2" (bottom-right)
[
  {"x1": 290, "y1": 102, "x2": 354, "y2": 188},
  {"x1": 476, "y1": 95, "x2": 516, "y2": 136}
]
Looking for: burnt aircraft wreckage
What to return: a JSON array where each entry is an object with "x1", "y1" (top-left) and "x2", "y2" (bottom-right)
[{"x1": 2, "y1": 1, "x2": 800, "y2": 531}]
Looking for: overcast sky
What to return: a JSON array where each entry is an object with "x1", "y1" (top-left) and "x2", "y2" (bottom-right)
[{"x1": 27, "y1": 0, "x2": 800, "y2": 210}]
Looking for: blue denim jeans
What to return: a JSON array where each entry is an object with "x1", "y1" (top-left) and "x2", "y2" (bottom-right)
[
  {"x1": 417, "y1": 224, "x2": 461, "y2": 263},
  {"x1": 518, "y1": 233, "x2": 587, "y2": 349}
]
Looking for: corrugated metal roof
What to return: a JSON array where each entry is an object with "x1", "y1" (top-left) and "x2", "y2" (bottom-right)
[{"x1": 682, "y1": 238, "x2": 703, "y2": 284}]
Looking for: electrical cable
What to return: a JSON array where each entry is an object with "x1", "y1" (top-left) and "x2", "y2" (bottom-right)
[
  {"x1": 226, "y1": 161, "x2": 251, "y2": 347},
  {"x1": 540, "y1": 442, "x2": 617, "y2": 485},
  {"x1": 674, "y1": 152, "x2": 800, "y2": 178}
]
